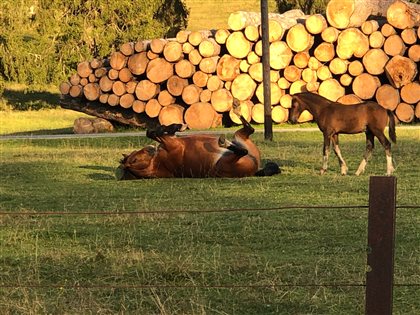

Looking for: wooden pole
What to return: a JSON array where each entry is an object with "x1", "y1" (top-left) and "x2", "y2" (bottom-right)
[
  {"x1": 365, "y1": 176, "x2": 396, "y2": 315},
  {"x1": 261, "y1": 0, "x2": 273, "y2": 141}
]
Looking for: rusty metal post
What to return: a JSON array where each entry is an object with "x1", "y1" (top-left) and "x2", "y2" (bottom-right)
[
  {"x1": 365, "y1": 176, "x2": 396, "y2": 315},
  {"x1": 260, "y1": 0, "x2": 273, "y2": 141}
]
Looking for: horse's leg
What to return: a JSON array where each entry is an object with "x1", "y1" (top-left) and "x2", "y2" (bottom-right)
[
  {"x1": 218, "y1": 135, "x2": 248, "y2": 157},
  {"x1": 320, "y1": 133, "x2": 331, "y2": 175},
  {"x1": 374, "y1": 129, "x2": 395, "y2": 176},
  {"x1": 331, "y1": 134, "x2": 348, "y2": 175},
  {"x1": 355, "y1": 130, "x2": 374, "y2": 176}
]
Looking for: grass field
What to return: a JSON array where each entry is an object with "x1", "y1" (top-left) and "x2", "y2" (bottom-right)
[{"x1": 1, "y1": 126, "x2": 419, "y2": 314}]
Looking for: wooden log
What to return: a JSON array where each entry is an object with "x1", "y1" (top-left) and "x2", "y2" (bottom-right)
[
  {"x1": 318, "y1": 78, "x2": 345, "y2": 101},
  {"x1": 166, "y1": 75, "x2": 188, "y2": 97},
  {"x1": 336, "y1": 28, "x2": 369, "y2": 59},
  {"x1": 182, "y1": 84, "x2": 202, "y2": 105},
  {"x1": 244, "y1": 25, "x2": 260, "y2": 42},
  {"x1": 302, "y1": 68, "x2": 317, "y2": 83},
  {"x1": 270, "y1": 70, "x2": 280, "y2": 83},
  {"x1": 134, "y1": 40, "x2": 147, "y2": 53},
  {"x1": 415, "y1": 102, "x2": 420, "y2": 119},
  {"x1": 401, "y1": 28, "x2": 417, "y2": 45},
  {"x1": 216, "y1": 54, "x2": 241, "y2": 82},
  {"x1": 163, "y1": 41, "x2": 183, "y2": 62},
  {"x1": 83, "y1": 83, "x2": 100, "y2": 101},
  {"x1": 108, "y1": 68, "x2": 119, "y2": 80},
  {"x1": 215, "y1": 29, "x2": 230, "y2": 45},
  {"x1": 109, "y1": 51, "x2": 127, "y2": 70},
  {"x1": 386, "y1": 0, "x2": 420, "y2": 29},
  {"x1": 337, "y1": 94, "x2": 362, "y2": 105},
  {"x1": 107, "y1": 94, "x2": 120, "y2": 107},
  {"x1": 329, "y1": 58, "x2": 348, "y2": 75},
  {"x1": 125, "y1": 81, "x2": 138, "y2": 94},
  {"x1": 314, "y1": 42, "x2": 335, "y2": 62},
  {"x1": 118, "y1": 67, "x2": 133, "y2": 83},
  {"x1": 352, "y1": 73, "x2": 380, "y2": 99},
  {"x1": 248, "y1": 63, "x2": 263, "y2": 83},
  {"x1": 321, "y1": 26, "x2": 340, "y2": 43},
  {"x1": 381, "y1": 23, "x2": 397, "y2": 37},
  {"x1": 112, "y1": 81, "x2": 126, "y2": 96},
  {"x1": 283, "y1": 65, "x2": 302, "y2": 82},
  {"x1": 192, "y1": 71, "x2": 209, "y2": 88},
  {"x1": 408, "y1": 44, "x2": 420, "y2": 62},
  {"x1": 293, "y1": 51, "x2": 310, "y2": 69},
  {"x1": 132, "y1": 100, "x2": 146, "y2": 113},
  {"x1": 231, "y1": 73, "x2": 257, "y2": 101},
  {"x1": 199, "y1": 38, "x2": 221, "y2": 57},
  {"x1": 185, "y1": 102, "x2": 217, "y2": 129},
  {"x1": 286, "y1": 24, "x2": 314, "y2": 52},
  {"x1": 146, "y1": 58, "x2": 174, "y2": 83},
  {"x1": 77, "y1": 61, "x2": 92, "y2": 78},
  {"x1": 259, "y1": 19, "x2": 285, "y2": 42},
  {"x1": 176, "y1": 30, "x2": 191, "y2": 44},
  {"x1": 150, "y1": 39, "x2": 167, "y2": 54},
  {"x1": 289, "y1": 80, "x2": 308, "y2": 95},
  {"x1": 385, "y1": 55, "x2": 418, "y2": 88},
  {"x1": 251, "y1": 103, "x2": 265, "y2": 124},
  {"x1": 280, "y1": 94, "x2": 293, "y2": 108},
  {"x1": 174, "y1": 59, "x2": 195, "y2": 78},
  {"x1": 199, "y1": 56, "x2": 219, "y2": 74},
  {"x1": 157, "y1": 90, "x2": 175, "y2": 106},
  {"x1": 307, "y1": 56, "x2": 321, "y2": 70},
  {"x1": 317, "y1": 65, "x2": 332, "y2": 81},
  {"x1": 226, "y1": 31, "x2": 252, "y2": 59},
  {"x1": 297, "y1": 110, "x2": 313, "y2": 123},
  {"x1": 200, "y1": 89, "x2": 212, "y2": 103},
  {"x1": 88, "y1": 73, "x2": 97, "y2": 83},
  {"x1": 271, "y1": 105, "x2": 289, "y2": 123},
  {"x1": 90, "y1": 58, "x2": 103, "y2": 70},
  {"x1": 99, "y1": 93, "x2": 109, "y2": 104},
  {"x1": 326, "y1": 0, "x2": 393, "y2": 29},
  {"x1": 211, "y1": 88, "x2": 233, "y2": 112},
  {"x1": 277, "y1": 77, "x2": 291, "y2": 90},
  {"x1": 269, "y1": 41, "x2": 293, "y2": 70},
  {"x1": 188, "y1": 49, "x2": 203, "y2": 65},
  {"x1": 395, "y1": 102, "x2": 415, "y2": 123},
  {"x1": 120, "y1": 42, "x2": 135, "y2": 56},
  {"x1": 247, "y1": 51, "x2": 261, "y2": 65},
  {"x1": 182, "y1": 42, "x2": 194, "y2": 54},
  {"x1": 79, "y1": 78, "x2": 88, "y2": 86},
  {"x1": 255, "y1": 82, "x2": 283, "y2": 105},
  {"x1": 135, "y1": 79, "x2": 160, "y2": 101},
  {"x1": 361, "y1": 20, "x2": 380, "y2": 35},
  {"x1": 400, "y1": 82, "x2": 420, "y2": 104},
  {"x1": 119, "y1": 93, "x2": 135, "y2": 109},
  {"x1": 383, "y1": 34, "x2": 406, "y2": 56},
  {"x1": 375, "y1": 84, "x2": 400, "y2": 110},
  {"x1": 305, "y1": 14, "x2": 328, "y2": 35},
  {"x1": 59, "y1": 82, "x2": 71, "y2": 95},
  {"x1": 240, "y1": 60, "x2": 250, "y2": 73},
  {"x1": 207, "y1": 75, "x2": 223, "y2": 91},
  {"x1": 99, "y1": 76, "x2": 114, "y2": 92},
  {"x1": 69, "y1": 73, "x2": 81, "y2": 86},
  {"x1": 188, "y1": 31, "x2": 205, "y2": 46},
  {"x1": 369, "y1": 31, "x2": 385, "y2": 48},
  {"x1": 94, "y1": 67, "x2": 108, "y2": 79},
  {"x1": 362, "y1": 48, "x2": 389, "y2": 75},
  {"x1": 348, "y1": 60, "x2": 364, "y2": 76},
  {"x1": 145, "y1": 99, "x2": 162, "y2": 118},
  {"x1": 158, "y1": 104, "x2": 185, "y2": 126},
  {"x1": 306, "y1": 81, "x2": 320, "y2": 93},
  {"x1": 229, "y1": 100, "x2": 253, "y2": 124},
  {"x1": 339, "y1": 73, "x2": 353, "y2": 87}
]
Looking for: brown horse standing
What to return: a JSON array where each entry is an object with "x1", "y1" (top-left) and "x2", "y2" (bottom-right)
[
  {"x1": 289, "y1": 92, "x2": 396, "y2": 176},
  {"x1": 116, "y1": 112, "x2": 279, "y2": 179}
]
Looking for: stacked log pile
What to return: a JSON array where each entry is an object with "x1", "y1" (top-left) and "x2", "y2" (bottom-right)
[{"x1": 60, "y1": 0, "x2": 420, "y2": 128}]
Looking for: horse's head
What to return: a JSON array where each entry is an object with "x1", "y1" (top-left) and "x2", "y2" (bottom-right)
[
  {"x1": 115, "y1": 145, "x2": 157, "y2": 180},
  {"x1": 289, "y1": 95, "x2": 305, "y2": 123}
]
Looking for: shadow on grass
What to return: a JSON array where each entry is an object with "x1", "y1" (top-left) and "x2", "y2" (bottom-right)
[
  {"x1": 3, "y1": 128, "x2": 74, "y2": 136},
  {"x1": 79, "y1": 165, "x2": 116, "y2": 181},
  {"x1": 2, "y1": 87, "x2": 60, "y2": 110}
]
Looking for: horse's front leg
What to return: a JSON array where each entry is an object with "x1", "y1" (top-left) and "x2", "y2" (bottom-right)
[
  {"x1": 320, "y1": 133, "x2": 331, "y2": 175},
  {"x1": 374, "y1": 130, "x2": 395, "y2": 176},
  {"x1": 331, "y1": 134, "x2": 348, "y2": 175},
  {"x1": 355, "y1": 130, "x2": 374, "y2": 176}
]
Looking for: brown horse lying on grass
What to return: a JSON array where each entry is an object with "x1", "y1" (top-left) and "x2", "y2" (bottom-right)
[
  {"x1": 116, "y1": 113, "x2": 280, "y2": 179},
  {"x1": 289, "y1": 92, "x2": 396, "y2": 176}
]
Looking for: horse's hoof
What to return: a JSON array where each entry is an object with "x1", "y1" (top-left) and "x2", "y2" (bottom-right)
[
  {"x1": 320, "y1": 169, "x2": 326, "y2": 175},
  {"x1": 218, "y1": 134, "x2": 226, "y2": 147}
]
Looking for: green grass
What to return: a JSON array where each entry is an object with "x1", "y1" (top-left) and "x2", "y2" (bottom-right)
[{"x1": 1, "y1": 128, "x2": 419, "y2": 314}]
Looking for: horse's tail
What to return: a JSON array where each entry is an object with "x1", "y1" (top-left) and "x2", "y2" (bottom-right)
[
  {"x1": 387, "y1": 110, "x2": 397, "y2": 143},
  {"x1": 255, "y1": 161, "x2": 281, "y2": 177}
]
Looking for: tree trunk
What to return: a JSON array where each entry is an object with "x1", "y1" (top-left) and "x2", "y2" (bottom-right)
[
  {"x1": 184, "y1": 102, "x2": 217, "y2": 129},
  {"x1": 385, "y1": 55, "x2": 418, "y2": 88}
]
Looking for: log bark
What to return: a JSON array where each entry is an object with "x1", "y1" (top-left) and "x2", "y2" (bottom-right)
[
  {"x1": 184, "y1": 102, "x2": 217, "y2": 129},
  {"x1": 231, "y1": 73, "x2": 257, "y2": 101},
  {"x1": 385, "y1": 55, "x2": 418, "y2": 88},
  {"x1": 211, "y1": 88, "x2": 233, "y2": 112},
  {"x1": 158, "y1": 104, "x2": 185, "y2": 126},
  {"x1": 375, "y1": 84, "x2": 400, "y2": 110},
  {"x1": 386, "y1": 0, "x2": 420, "y2": 29},
  {"x1": 352, "y1": 73, "x2": 380, "y2": 99}
]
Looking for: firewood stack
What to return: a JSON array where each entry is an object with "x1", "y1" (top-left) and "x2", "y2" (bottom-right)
[{"x1": 60, "y1": 0, "x2": 420, "y2": 129}]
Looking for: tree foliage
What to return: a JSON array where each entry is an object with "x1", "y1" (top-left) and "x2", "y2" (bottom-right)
[
  {"x1": 275, "y1": 0, "x2": 329, "y2": 14},
  {"x1": 0, "y1": 0, "x2": 189, "y2": 85}
]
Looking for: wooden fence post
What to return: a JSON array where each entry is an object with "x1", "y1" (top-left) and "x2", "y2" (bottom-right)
[{"x1": 365, "y1": 176, "x2": 397, "y2": 315}]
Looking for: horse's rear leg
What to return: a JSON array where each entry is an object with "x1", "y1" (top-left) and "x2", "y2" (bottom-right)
[
  {"x1": 320, "y1": 133, "x2": 331, "y2": 175},
  {"x1": 375, "y1": 130, "x2": 395, "y2": 176},
  {"x1": 355, "y1": 131, "x2": 374, "y2": 176},
  {"x1": 332, "y1": 135, "x2": 348, "y2": 175}
]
